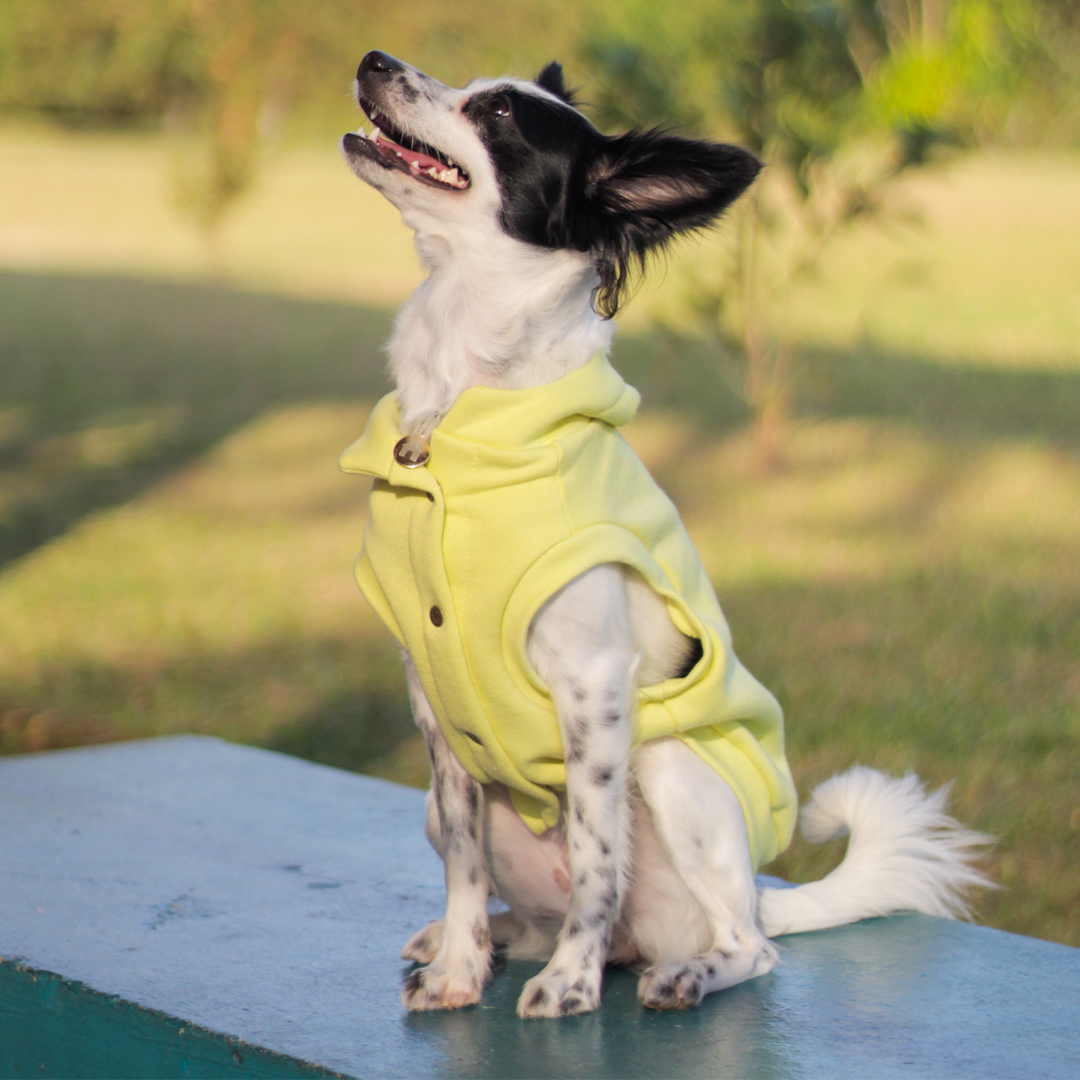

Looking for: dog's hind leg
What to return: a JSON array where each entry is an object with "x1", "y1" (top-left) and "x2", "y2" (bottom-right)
[
  {"x1": 400, "y1": 657, "x2": 494, "y2": 1011},
  {"x1": 632, "y1": 738, "x2": 778, "y2": 1010},
  {"x1": 402, "y1": 910, "x2": 528, "y2": 964},
  {"x1": 516, "y1": 566, "x2": 637, "y2": 1018}
]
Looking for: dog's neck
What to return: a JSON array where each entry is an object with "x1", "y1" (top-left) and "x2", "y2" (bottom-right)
[{"x1": 388, "y1": 228, "x2": 613, "y2": 439}]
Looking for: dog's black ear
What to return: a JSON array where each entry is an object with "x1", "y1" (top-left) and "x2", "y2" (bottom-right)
[
  {"x1": 590, "y1": 130, "x2": 760, "y2": 240},
  {"x1": 585, "y1": 130, "x2": 761, "y2": 318},
  {"x1": 536, "y1": 61, "x2": 576, "y2": 105}
]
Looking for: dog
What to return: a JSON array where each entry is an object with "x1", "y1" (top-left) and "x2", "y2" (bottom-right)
[{"x1": 339, "y1": 51, "x2": 990, "y2": 1019}]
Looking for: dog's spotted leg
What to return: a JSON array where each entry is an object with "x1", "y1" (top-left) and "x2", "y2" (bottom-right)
[
  {"x1": 518, "y1": 567, "x2": 636, "y2": 1019},
  {"x1": 401, "y1": 657, "x2": 493, "y2": 1011},
  {"x1": 633, "y1": 738, "x2": 778, "y2": 1009}
]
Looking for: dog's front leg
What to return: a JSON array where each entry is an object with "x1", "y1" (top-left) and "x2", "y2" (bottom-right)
[
  {"x1": 401, "y1": 657, "x2": 493, "y2": 1011},
  {"x1": 517, "y1": 567, "x2": 636, "y2": 1018}
]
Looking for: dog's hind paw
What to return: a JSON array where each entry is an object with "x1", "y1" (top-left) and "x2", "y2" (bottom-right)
[
  {"x1": 401, "y1": 959, "x2": 485, "y2": 1011},
  {"x1": 401, "y1": 920, "x2": 444, "y2": 963},
  {"x1": 516, "y1": 965, "x2": 601, "y2": 1018},
  {"x1": 637, "y1": 960, "x2": 707, "y2": 1010}
]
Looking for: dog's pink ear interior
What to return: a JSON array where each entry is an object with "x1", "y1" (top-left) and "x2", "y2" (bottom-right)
[
  {"x1": 536, "y1": 61, "x2": 576, "y2": 105},
  {"x1": 600, "y1": 174, "x2": 723, "y2": 215},
  {"x1": 589, "y1": 134, "x2": 761, "y2": 232}
]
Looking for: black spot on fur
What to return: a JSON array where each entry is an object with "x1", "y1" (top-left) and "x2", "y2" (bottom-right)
[
  {"x1": 566, "y1": 729, "x2": 586, "y2": 764},
  {"x1": 473, "y1": 920, "x2": 491, "y2": 950},
  {"x1": 525, "y1": 985, "x2": 549, "y2": 1011},
  {"x1": 587, "y1": 907, "x2": 612, "y2": 930},
  {"x1": 590, "y1": 764, "x2": 614, "y2": 786},
  {"x1": 559, "y1": 995, "x2": 583, "y2": 1015},
  {"x1": 566, "y1": 920, "x2": 582, "y2": 938},
  {"x1": 603, "y1": 710, "x2": 621, "y2": 725}
]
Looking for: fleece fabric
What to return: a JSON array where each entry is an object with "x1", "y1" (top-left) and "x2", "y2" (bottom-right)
[{"x1": 339, "y1": 355, "x2": 796, "y2": 868}]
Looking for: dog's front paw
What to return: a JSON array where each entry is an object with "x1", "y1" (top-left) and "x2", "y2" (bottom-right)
[
  {"x1": 637, "y1": 960, "x2": 707, "y2": 1010},
  {"x1": 402, "y1": 959, "x2": 485, "y2": 1011},
  {"x1": 516, "y1": 964, "x2": 601, "y2": 1018},
  {"x1": 401, "y1": 920, "x2": 444, "y2": 963}
]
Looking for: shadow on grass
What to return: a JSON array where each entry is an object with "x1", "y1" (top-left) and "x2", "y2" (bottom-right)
[
  {"x1": 0, "y1": 631, "x2": 418, "y2": 780},
  {"x1": 0, "y1": 269, "x2": 395, "y2": 569},
  {"x1": 614, "y1": 329, "x2": 1080, "y2": 446},
  {"x1": 3, "y1": 268, "x2": 1080, "y2": 573},
  {"x1": 265, "y1": 689, "x2": 418, "y2": 776}
]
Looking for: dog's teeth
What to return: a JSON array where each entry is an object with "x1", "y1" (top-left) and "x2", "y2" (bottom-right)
[
  {"x1": 426, "y1": 167, "x2": 439, "y2": 178},
  {"x1": 445, "y1": 168, "x2": 460, "y2": 184},
  {"x1": 370, "y1": 127, "x2": 381, "y2": 142},
  {"x1": 409, "y1": 160, "x2": 421, "y2": 172}
]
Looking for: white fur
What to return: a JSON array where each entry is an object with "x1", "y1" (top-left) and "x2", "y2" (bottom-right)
[
  {"x1": 758, "y1": 767, "x2": 994, "y2": 936},
  {"x1": 343, "y1": 55, "x2": 993, "y2": 1017}
]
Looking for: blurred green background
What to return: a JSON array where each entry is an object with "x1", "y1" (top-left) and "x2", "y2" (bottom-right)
[{"x1": 0, "y1": 0, "x2": 1078, "y2": 948}]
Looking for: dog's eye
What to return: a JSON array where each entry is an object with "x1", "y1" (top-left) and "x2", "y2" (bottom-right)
[{"x1": 482, "y1": 94, "x2": 511, "y2": 117}]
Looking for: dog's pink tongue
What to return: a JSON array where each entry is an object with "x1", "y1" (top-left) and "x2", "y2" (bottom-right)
[{"x1": 376, "y1": 131, "x2": 443, "y2": 173}]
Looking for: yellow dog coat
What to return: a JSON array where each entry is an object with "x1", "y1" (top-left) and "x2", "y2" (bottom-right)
[{"x1": 340, "y1": 355, "x2": 796, "y2": 868}]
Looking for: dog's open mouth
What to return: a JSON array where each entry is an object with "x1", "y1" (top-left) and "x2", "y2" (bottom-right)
[{"x1": 348, "y1": 96, "x2": 471, "y2": 191}]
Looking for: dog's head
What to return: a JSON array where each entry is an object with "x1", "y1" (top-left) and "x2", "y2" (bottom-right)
[{"x1": 343, "y1": 51, "x2": 760, "y2": 318}]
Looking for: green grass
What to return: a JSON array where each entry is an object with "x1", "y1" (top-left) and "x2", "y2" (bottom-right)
[{"x1": 1, "y1": 128, "x2": 1078, "y2": 948}]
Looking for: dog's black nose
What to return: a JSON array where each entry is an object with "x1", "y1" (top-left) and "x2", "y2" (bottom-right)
[{"x1": 358, "y1": 51, "x2": 404, "y2": 80}]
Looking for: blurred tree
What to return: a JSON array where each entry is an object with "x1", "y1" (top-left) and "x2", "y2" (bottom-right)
[
  {"x1": 168, "y1": 0, "x2": 302, "y2": 260},
  {"x1": 582, "y1": 0, "x2": 1077, "y2": 464}
]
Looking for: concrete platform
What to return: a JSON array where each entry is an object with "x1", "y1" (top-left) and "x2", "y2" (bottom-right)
[{"x1": 1, "y1": 736, "x2": 1078, "y2": 1078}]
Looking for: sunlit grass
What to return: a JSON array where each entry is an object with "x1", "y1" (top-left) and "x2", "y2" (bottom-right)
[
  {"x1": 0, "y1": 128, "x2": 1078, "y2": 947},
  {"x1": 0, "y1": 123, "x2": 423, "y2": 303},
  {"x1": 3, "y1": 125, "x2": 1079, "y2": 364}
]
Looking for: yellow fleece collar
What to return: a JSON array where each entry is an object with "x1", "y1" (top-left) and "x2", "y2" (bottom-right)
[{"x1": 339, "y1": 354, "x2": 640, "y2": 484}]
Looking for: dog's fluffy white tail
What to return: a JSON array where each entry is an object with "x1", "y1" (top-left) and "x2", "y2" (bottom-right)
[{"x1": 758, "y1": 767, "x2": 994, "y2": 938}]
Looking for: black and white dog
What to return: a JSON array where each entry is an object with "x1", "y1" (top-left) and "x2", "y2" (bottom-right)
[{"x1": 341, "y1": 51, "x2": 988, "y2": 1019}]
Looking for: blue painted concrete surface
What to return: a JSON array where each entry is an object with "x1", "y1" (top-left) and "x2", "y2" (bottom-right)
[{"x1": 1, "y1": 736, "x2": 1078, "y2": 1078}]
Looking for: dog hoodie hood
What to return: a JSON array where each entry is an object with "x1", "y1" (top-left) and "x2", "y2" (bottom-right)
[{"x1": 340, "y1": 355, "x2": 797, "y2": 868}]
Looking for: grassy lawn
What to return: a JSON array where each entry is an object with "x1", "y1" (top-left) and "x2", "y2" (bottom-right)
[{"x1": 1, "y1": 127, "x2": 1078, "y2": 948}]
